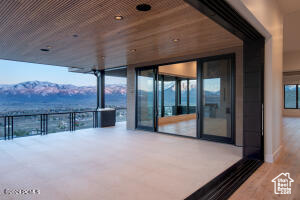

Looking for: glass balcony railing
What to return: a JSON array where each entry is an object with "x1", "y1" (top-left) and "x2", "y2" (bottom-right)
[
  {"x1": 161, "y1": 106, "x2": 196, "y2": 117},
  {"x1": 0, "y1": 108, "x2": 127, "y2": 140}
]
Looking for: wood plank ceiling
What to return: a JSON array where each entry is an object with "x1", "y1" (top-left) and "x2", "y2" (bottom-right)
[{"x1": 0, "y1": 0, "x2": 242, "y2": 70}]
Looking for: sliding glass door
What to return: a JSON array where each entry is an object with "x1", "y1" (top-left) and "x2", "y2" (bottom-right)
[
  {"x1": 136, "y1": 54, "x2": 235, "y2": 144},
  {"x1": 136, "y1": 67, "x2": 157, "y2": 131},
  {"x1": 198, "y1": 55, "x2": 234, "y2": 143},
  {"x1": 157, "y1": 61, "x2": 197, "y2": 137}
]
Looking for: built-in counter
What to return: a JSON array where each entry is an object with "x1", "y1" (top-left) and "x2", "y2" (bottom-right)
[{"x1": 96, "y1": 108, "x2": 116, "y2": 127}]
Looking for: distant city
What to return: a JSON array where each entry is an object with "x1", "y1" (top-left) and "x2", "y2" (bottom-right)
[{"x1": 0, "y1": 81, "x2": 127, "y2": 138}]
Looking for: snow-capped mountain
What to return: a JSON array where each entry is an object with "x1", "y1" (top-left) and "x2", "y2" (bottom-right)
[
  {"x1": 105, "y1": 84, "x2": 127, "y2": 95},
  {"x1": 0, "y1": 81, "x2": 127, "y2": 97},
  {"x1": 0, "y1": 81, "x2": 96, "y2": 96},
  {"x1": 0, "y1": 81, "x2": 127, "y2": 114}
]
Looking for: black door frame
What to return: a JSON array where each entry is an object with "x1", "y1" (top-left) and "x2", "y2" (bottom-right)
[
  {"x1": 135, "y1": 54, "x2": 236, "y2": 145},
  {"x1": 197, "y1": 53, "x2": 236, "y2": 144},
  {"x1": 135, "y1": 66, "x2": 158, "y2": 132}
]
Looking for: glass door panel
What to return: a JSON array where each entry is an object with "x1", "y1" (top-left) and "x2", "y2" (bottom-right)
[
  {"x1": 189, "y1": 79, "x2": 197, "y2": 114},
  {"x1": 163, "y1": 76, "x2": 176, "y2": 117},
  {"x1": 136, "y1": 68, "x2": 155, "y2": 130},
  {"x1": 201, "y1": 58, "x2": 233, "y2": 142},
  {"x1": 180, "y1": 80, "x2": 188, "y2": 114},
  {"x1": 157, "y1": 61, "x2": 197, "y2": 137}
]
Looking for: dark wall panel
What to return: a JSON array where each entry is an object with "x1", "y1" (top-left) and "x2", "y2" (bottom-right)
[{"x1": 243, "y1": 40, "x2": 264, "y2": 160}]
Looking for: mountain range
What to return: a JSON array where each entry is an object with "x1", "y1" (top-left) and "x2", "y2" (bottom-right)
[
  {"x1": 0, "y1": 81, "x2": 127, "y2": 114},
  {"x1": 0, "y1": 81, "x2": 127, "y2": 96},
  {"x1": 0, "y1": 81, "x2": 220, "y2": 114}
]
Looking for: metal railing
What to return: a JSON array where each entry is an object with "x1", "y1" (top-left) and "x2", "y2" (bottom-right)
[
  {"x1": 161, "y1": 106, "x2": 196, "y2": 117},
  {"x1": 0, "y1": 108, "x2": 126, "y2": 140}
]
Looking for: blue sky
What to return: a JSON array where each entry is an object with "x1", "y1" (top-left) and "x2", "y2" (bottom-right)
[
  {"x1": 204, "y1": 78, "x2": 220, "y2": 92},
  {"x1": 0, "y1": 59, "x2": 126, "y2": 86}
]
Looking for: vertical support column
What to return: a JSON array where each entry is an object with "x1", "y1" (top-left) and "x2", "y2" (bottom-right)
[
  {"x1": 126, "y1": 66, "x2": 136, "y2": 130},
  {"x1": 187, "y1": 79, "x2": 190, "y2": 114},
  {"x1": 175, "y1": 78, "x2": 179, "y2": 115},
  {"x1": 177, "y1": 79, "x2": 181, "y2": 105},
  {"x1": 100, "y1": 70, "x2": 105, "y2": 109},
  {"x1": 93, "y1": 70, "x2": 105, "y2": 110},
  {"x1": 161, "y1": 75, "x2": 165, "y2": 117},
  {"x1": 197, "y1": 60, "x2": 204, "y2": 139},
  {"x1": 153, "y1": 66, "x2": 158, "y2": 132},
  {"x1": 93, "y1": 70, "x2": 105, "y2": 128}
]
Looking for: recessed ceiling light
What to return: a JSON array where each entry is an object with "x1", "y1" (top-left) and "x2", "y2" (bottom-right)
[
  {"x1": 172, "y1": 39, "x2": 180, "y2": 43},
  {"x1": 101, "y1": 56, "x2": 105, "y2": 59},
  {"x1": 40, "y1": 48, "x2": 50, "y2": 52},
  {"x1": 136, "y1": 4, "x2": 152, "y2": 12},
  {"x1": 114, "y1": 16, "x2": 123, "y2": 20},
  {"x1": 129, "y1": 49, "x2": 136, "y2": 52}
]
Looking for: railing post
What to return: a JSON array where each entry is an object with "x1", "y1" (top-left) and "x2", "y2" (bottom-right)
[
  {"x1": 40, "y1": 115, "x2": 43, "y2": 135},
  {"x1": 73, "y1": 113, "x2": 76, "y2": 131},
  {"x1": 69, "y1": 113, "x2": 72, "y2": 132},
  {"x1": 46, "y1": 114, "x2": 48, "y2": 134},
  {"x1": 40, "y1": 114, "x2": 44, "y2": 135},
  {"x1": 4, "y1": 116, "x2": 6, "y2": 140},
  {"x1": 40, "y1": 114, "x2": 48, "y2": 135},
  {"x1": 69, "y1": 112, "x2": 75, "y2": 132},
  {"x1": 5, "y1": 116, "x2": 13, "y2": 140},
  {"x1": 187, "y1": 79, "x2": 190, "y2": 114},
  {"x1": 93, "y1": 111, "x2": 96, "y2": 128},
  {"x1": 161, "y1": 75, "x2": 165, "y2": 117},
  {"x1": 95, "y1": 111, "x2": 98, "y2": 128},
  {"x1": 11, "y1": 117, "x2": 13, "y2": 140}
]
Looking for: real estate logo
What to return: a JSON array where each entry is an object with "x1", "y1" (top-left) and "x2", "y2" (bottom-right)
[{"x1": 272, "y1": 173, "x2": 294, "y2": 194}]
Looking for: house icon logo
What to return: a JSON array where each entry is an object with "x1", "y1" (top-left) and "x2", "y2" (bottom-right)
[{"x1": 272, "y1": 173, "x2": 294, "y2": 194}]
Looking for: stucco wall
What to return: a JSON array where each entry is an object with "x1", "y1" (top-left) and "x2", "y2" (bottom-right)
[
  {"x1": 282, "y1": 11, "x2": 300, "y2": 116},
  {"x1": 283, "y1": 50, "x2": 300, "y2": 72}
]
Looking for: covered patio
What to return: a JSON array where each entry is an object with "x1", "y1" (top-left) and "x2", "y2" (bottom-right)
[{"x1": 0, "y1": 123, "x2": 242, "y2": 200}]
